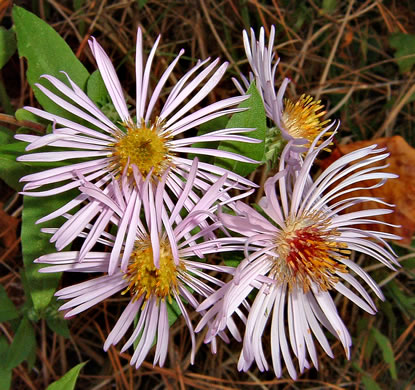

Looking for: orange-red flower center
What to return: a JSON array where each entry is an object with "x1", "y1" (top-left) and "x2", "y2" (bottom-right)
[{"x1": 274, "y1": 214, "x2": 349, "y2": 291}]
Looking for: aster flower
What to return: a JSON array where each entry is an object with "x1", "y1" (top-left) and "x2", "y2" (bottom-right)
[
  {"x1": 234, "y1": 26, "x2": 332, "y2": 153},
  {"x1": 196, "y1": 132, "x2": 400, "y2": 379},
  {"x1": 16, "y1": 27, "x2": 260, "y2": 243},
  {"x1": 36, "y1": 159, "x2": 248, "y2": 368}
]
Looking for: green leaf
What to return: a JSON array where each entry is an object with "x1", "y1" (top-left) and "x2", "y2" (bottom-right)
[
  {"x1": 167, "y1": 300, "x2": 181, "y2": 327},
  {"x1": 6, "y1": 316, "x2": 36, "y2": 369},
  {"x1": 0, "y1": 367, "x2": 11, "y2": 390},
  {"x1": 15, "y1": 108, "x2": 46, "y2": 125},
  {"x1": 224, "y1": 259, "x2": 241, "y2": 267},
  {"x1": 46, "y1": 361, "x2": 87, "y2": 390},
  {"x1": 371, "y1": 327, "x2": 397, "y2": 379},
  {"x1": 87, "y1": 70, "x2": 108, "y2": 105},
  {"x1": 0, "y1": 285, "x2": 19, "y2": 323},
  {"x1": 0, "y1": 337, "x2": 12, "y2": 390},
  {"x1": 0, "y1": 142, "x2": 33, "y2": 191},
  {"x1": 389, "y1": 33, "x2": 415, "y2": 73},
  {"x1": 361, "y1": 375, "x2": 382, "y2": 390},
  {"x1": 0, "y1": 27, "x2": 16, "y2": 69},
  {"x1": 0, "y1": 337, "x2": 9, "y2": 364},
  {"x1": 0, "y1": 141, "x2": 27, "y2": 155},
  {"x1": 215, "y1": 83, "x2": 266, "y2": 177},
  {"x1": 21, "y1": 190, "x2": 78, "y2": 313},
  {"x1": 46, "y1": 301, "x2": 70, "y2": 339},
  {"x1": 13, "y1": 6, "x2": 89, "y2": 119},
  {"x1": 0, "y1": 127, "x2": 24, "y2": 191},
  {"x1": 46, "y1": 317, "x2": 70, "y2": 338},
  {"x1": 0, "y1": 127, "x2": 14, "y2": 145},
  {"x1": 0, "y1": 141, "x2": 63, "y2": 191},
  {"x1": 352, "y1": 362, "x2": 382, "y2": 390}
]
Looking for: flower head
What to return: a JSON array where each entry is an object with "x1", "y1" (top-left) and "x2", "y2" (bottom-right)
[
  {"x1": 17, "y1": 28, "x2": 260, "y2": 245},
  {"x1": 36, "y1": 159, "x2": 248, "y2": 368},
  {"x1": 196, "y1": 132, "x2": 400, "y2": 379},
  {"x1": 234, "y1": 26, "x2": 332, "y2": 153}
]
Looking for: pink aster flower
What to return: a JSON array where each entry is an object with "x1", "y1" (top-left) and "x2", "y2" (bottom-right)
[
  {"x1": 36, "y1": 159, "x2": 247, "y2": 368},
  {"x1": 234, "y1": 26, "x2": 332, "y2": 150},
  {"x1": 196, "y1": 132, "x2": 400, "y2": 379},
  {"x1": 16, "y1": 28, "x2": 259, "y2": 237}
]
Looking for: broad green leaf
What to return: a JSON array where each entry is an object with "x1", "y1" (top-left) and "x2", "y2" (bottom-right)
[
  {"x1": 0, "y1": 127, "x2": 14, "y2": 145},
  {"x1": 46, "y1": 316, "x2": 70, "y2": 339},
  {"x1": 0, "y1": 27, "x2": 16, "y2": 69},
  {"x1": 0, "y1": 141, "x2": 27, "y2": 155},
  {"x1": 0, "y1": 136, "x2": 77, "y2": 191},
  {"x1": 0, "y1": 141, "x2": 73, "y2": 169},
  {"x1": 0, "y1": 141, "x2": 34, "y2": 191},
  {"x1": 0, "y1": 337, "x2": 12, "y2": 389},
  {"x1": 0, "y1": 337, "x2": 9, "y2": 364},
  {"x1": 361, "y1": 375, "x2": 382, "y2": 390},
  {"x1": 87, "y1": 70, "x2": 108, "y2": 105},
  {"x1": 15, "y1": 108, "x2": 46, "y2": 125},
  {"x1": 6, "y1": 316, "x2": 36, "y2": 369},
  {"x1": 0, "y1": 141, "x2": 60, "y2": 191},
  {"x1": 167, "y1": 300, "x2": 181, "y2": 327},
  {"x1": 46, "y1": 361, "x2": 87, "y2": 390},
  {"x1": 0, "y1": 367, "x2": 11, "y2": 390},
  {"x1": 215, "y1": 83, "x2": 266, "y2": 177},
  {"x1": 189, "y1": 115, "x2": 228, "y2": 163},
  {"x1": 46, "y1": 300, "x2": 70, "y2": 338},
  {"x1": 24, "y1": 332, "x2": 37, "y2": 371},
  {"x1": 21, "y1": 195, "x2": 59, "y2": 313},
  {"x1": 21, "y1": 189, "x2": 78, "y2": 313},
  {"x1": 389, "y1": 33, "x2": 415, "y2": 73},
  {"x1": 0, "y1": 285, "x2": 19, "y2": 322},
  {"x1": 13, "y1": 6, "x2": 89, "y2": 119},
  {"x1": 371, "y1": 327, "x2": 397, "y2": 379}
]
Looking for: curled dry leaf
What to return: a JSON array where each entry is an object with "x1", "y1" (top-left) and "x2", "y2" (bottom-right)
[{"x1": 320, "y1": 136, "x2": 415, "y2": 244}]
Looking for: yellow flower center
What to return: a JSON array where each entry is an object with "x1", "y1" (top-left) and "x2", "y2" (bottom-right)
[
  {"x1": 122, "y1": 239, "x2": 181, "y2": 301},
  {"x1": 282, "y1": 94, "x2": 331, "y2": 145},
  {"x1": 273, "y1": 213, "x2": 349, "y2": 292},
  {"x1": 113, "y1": 120, "x2": 172, "y2": 177}
]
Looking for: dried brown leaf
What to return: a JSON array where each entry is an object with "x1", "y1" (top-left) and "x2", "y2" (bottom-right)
[{"x1": 321, "y1": 136, "x2": 415, "y2": 244}]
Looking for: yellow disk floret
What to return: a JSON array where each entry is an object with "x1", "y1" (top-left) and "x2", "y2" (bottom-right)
[
  {"x1": 113, "y1": 120, "x2": 171, "y2": 177},
  {"x1": 122, "y1": 239, "x2": 181, "y2": 301},
  {"x1": 273, "y1": 212, "x2": 349, "y2": 292},
  {"x1": 282, "y1": 94, "x2": 331, "y2": 146}
]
